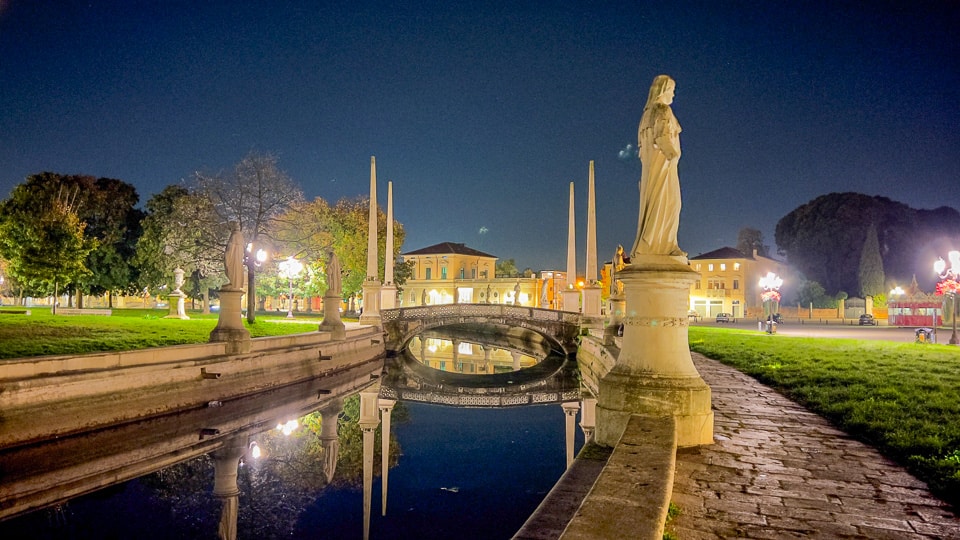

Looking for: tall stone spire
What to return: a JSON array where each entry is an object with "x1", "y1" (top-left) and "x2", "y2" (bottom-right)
[
  {"x1": 586, "y1": 160, "x2": 598, "y2": 282},
  {"x1": 366, "y1": 157, "x2": 378, "y2": 281},
  {"x1": 360, "y1": 157, "x2": 381, "y2": 325},
  {"x1": 582, "y1": 161, "x2": 602, "y2": 316},
  {"x1": 380, "y1": 181, "x2": 397, "y2": 309},
  {"x1": 562, "y1": 182, "x2": 580, "y2": 312}
]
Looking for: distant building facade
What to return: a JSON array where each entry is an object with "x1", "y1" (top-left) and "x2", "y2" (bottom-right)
[
  {"x1": 688, "y1": 247, "x2": 787, "y2": 318},
  {"x1": 401, "y1": 242, "x2": 540, "y2": 307}
]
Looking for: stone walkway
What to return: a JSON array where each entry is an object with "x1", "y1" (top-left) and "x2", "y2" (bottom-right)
[{"x1": 669, "y1": 353, "x2": 960, "y2": 540}]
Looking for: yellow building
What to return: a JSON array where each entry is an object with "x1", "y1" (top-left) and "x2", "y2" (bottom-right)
[
  {"x1": 689, "y1": 247, "x2": 786, "y2": 319},
  {"x1": 401, "y1": 242, "x2": 540, "y2": 307}
]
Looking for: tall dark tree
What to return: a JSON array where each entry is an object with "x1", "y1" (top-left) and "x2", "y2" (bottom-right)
[
  {"x1": 858, "y1": 223, "x2": 885, "y2": 297},
  {"x1": 736, "y1": 227, "x2": 770, "y2": 258},
  {"x1": 775, "y1": 192, "x2": 960, "y2": 295}
]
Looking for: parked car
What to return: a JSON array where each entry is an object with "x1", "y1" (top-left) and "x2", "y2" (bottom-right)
[
  {"x1": 859, "y1": 314, "x2": 877, "y2": 326},
  {"x1": 716, "y1": 313, "x2": 732, "y2": 323}
]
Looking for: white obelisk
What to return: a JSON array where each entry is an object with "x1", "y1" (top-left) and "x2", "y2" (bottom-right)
[
  {"x1": 380, "y1": 181, "x2": 397, "y2": 309},
  {"x1": 561, "y1": 182, "x2": 580, "y2": 312},
  {"x1": 360, "y1": 157, "x2": 381, "y2": 325},
  {"x1": 582, "y1": 160, "x2": 602, "y2": 316}
]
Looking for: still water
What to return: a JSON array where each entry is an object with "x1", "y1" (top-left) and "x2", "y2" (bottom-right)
[{"x1": 0, "y1": 402, "x2": 583, "y2": 539}]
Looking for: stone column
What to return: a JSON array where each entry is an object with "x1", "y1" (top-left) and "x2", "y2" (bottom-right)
[
  {"x1": 378, "y1": 397, "x2": 396, "y2": 516},
  {"x1": 580, "y1": 393, "x2": 597, "y2": 443},
  {"x1": 561, "y1": 401, "x2": 580, "y2": 469},
  {"x1": 211, "y1": 438, "x2": 247, "y2": 540},
  {"x1": 511, "y1": 350, "x2": 521, "y2": 371},
  {"x1": 595, "y1": 256, "x2": 713, "y2": 448}
]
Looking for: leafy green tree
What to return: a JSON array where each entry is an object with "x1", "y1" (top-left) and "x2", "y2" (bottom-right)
[
  {"x1": 496, "y1": 258, "x2": 520, "y2": 278},
  {"x1": 858, "y1": 223, "x2": 885, "y2": 298},
  {"x1": 0, "y1": 184, "x2": 97, "y2": 307},
  {"x1": 794, "y1": 279, "x2": 834, "y2": 308}
]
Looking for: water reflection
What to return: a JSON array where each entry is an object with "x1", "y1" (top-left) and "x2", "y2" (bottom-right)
[{"x1": 407, "y1": 335, "x2": 540, "y2": 374}]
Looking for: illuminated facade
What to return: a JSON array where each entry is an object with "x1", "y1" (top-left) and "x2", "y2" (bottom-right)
[
  {"x1": 401, "y1": 242, "x2": 540, "y2": 307},
  {"x1": 688, "y1": 247, "x2": 786, "y2": 318}
]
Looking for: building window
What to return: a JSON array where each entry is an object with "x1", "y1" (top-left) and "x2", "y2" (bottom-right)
[
  {"x1": 459, "y1": 268, "x2": 465, "y2": 279},
  {"x1": 472, "y1": 268, "x2": 477, "y2": 279},
  {"x1": 733, "y1": 279, "x2": 739, "y2": 290},
  {"x1": 441, "y1": 267, "x2": 447, "y2": 279},
  {"x1": 733, "y1": 263, "x2": 741, "y2": 271},
  {"x1": 695, "y1": 281, "x2": 701, "y2": 289},
  {"x1": 708, "y1": 264, "x2": 714, "y2": 271},
  {"x1": 720, "y1": 263, "x2": 726, "y2": 271},
  {"x1": 708, "y1": 279, "x2": 724, "y2": 289},
  {"x1": 425, "y1": 268, "x2": 432, "y2": 280},
  {"x1": 695, "y1": 264, "x2": 702, "y2": 271}
]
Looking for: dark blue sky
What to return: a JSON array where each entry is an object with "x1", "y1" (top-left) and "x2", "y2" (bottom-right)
[{"x1": 2, "y1": 1, "x2": 958, "y2": 271}]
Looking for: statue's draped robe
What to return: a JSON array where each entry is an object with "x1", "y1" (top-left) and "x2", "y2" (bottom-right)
[{"x1": 631, "y1": 103, "x2": 683, "y2": 257}]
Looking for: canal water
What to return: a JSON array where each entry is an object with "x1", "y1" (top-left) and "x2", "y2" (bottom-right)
[{"x1": 0, "y1": 329, "x2": 584, "y2": 539}]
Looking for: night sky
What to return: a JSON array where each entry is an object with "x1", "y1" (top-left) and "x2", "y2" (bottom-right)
[{"x1": 2, "y1": 1, "x2": 958, "y2": 272}]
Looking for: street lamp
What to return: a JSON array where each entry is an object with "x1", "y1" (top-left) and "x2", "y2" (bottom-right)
[
  {"x1": 934, "y1": 251, "x2": 960, "y2": 345},
  {"x1": 758, "y1": 272, "x2": 783, "y2": 333},
  {"x1": 278, "y1": 256, "x2": 304, "y2": 319},
  {"x1": 245, "y1": 243, "x2": 267, "y2": 323}
]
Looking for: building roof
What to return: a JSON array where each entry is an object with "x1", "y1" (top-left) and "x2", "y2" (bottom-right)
[
  {"x1": 690, "y1": 247, "x2": 751, "y2": 261},
  {"x1": 403, "y1": 242, "x2": 497, "y2": 258}
]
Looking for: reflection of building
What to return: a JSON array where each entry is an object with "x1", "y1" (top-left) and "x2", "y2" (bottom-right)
[
  {"x1": 408, "y1": 336, "x2": 538, "y2": 374},
  {"x1": 688, "y1": 247, "x2": 786, "y2": 318},
  {"x1": 888, "y1": 277, "x2": 943, "y2": 327},
  {"x1": 401, "y1": 242, "x2": 540, "y2": 306}
]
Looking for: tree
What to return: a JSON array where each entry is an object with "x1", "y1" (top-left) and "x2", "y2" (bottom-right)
[
  {"x1": 496, "y1": 258, "x2": 520, "y2": 278},
  {"x1": 194, "y1": 152, "x2": 304, "y2": 322},
  {"x1": 0, "y1": 184, "x2": 97, "y2": 309},
  {"x1": 858, "y1": 223, "x2": 885, "y2": 297},
  {"x1": 736, "y1": 227, "x2": 769, "y2": 258},
  {"x1": 794, "y1": 280, "x2": 832, "y2": 308}
]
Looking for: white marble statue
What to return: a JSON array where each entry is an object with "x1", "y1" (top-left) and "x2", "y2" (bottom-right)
[
  {"x1": 631, "y1": 75, "x2": 685, "y2": 258},
  {"x1": 326, "y1": 249, "x2": 342, "y2": 297},
  {"x1": 225, "y1": 222, "x2": 245, "y2": 290}
]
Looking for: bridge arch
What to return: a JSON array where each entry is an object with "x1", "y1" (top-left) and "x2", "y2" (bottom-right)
[{"x1": 381, "y1": 304, "x2": 582, "y2": 356}]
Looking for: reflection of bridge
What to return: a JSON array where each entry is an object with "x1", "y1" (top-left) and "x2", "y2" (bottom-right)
[{"x1": 381, "y1": 304, "x2": 582, "y2": 356}]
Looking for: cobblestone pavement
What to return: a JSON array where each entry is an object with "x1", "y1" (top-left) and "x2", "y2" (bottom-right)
[{"x1": 669, "y1": 353, "x2": 960, "y2": 539}]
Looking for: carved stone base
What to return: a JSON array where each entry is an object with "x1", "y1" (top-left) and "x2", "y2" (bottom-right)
[
  {"x1": 582, "y1": 285, "x2": 602, "y2": 317},
  {"x1": 320, "y1": 293, "x2": 346, "y2": 340},
  {"x1": 594, "y1": 255, "x2": 713, "y2": 447},
  {"x1": 561, "y1": 289, "x2": 580, "y2": 312},
  {"x1": 359, "y1": 279, "x2": 381, "y2": 327},
  {"x1": 164, "y1": 292, "x2": 189, "y2": 319},
  {"x1": 209, "y1": 288, "x2": 250, "y2": 354}
]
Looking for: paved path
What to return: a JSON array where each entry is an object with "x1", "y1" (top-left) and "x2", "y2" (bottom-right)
[{"x1": 670, "y1": 353, "x2": 960, "y2": 539}]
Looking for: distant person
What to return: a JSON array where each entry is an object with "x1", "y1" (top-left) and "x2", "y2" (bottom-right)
[{"x1": 632, "y1": 75, "x2": 685, "y2": 258}]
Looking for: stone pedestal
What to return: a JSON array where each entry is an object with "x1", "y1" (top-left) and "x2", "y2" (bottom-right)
[
  {"x1": 582, "y1": 284, "x2": 602, "y2": 317},
  {"x1": 606, "y1": 293, "x2": 626, "y2": 343},
  {"x1": 359, "y1": 279, "x2": 381, "y2": 327},
  {"x1": 380, "y1": 284, "x2": 397, "y2": 310},
  {"x1": 209, "y1": 288, "x2": 251, "y2": 354},
  {"x1": 561, "y1": 289, "x2": 580, "y2": 313},
  {"x1": 211, "y1": 438, "x2": 247, "y2": 540},
  {"x1": 595, "y1": 256, "x2": 713, "y2": 448},
  {"x1": 319, "y1": 293, "x2": 346, "y2": 340},
  {"x1": 164, "y1": 291, "x2": 189, "y2": 319}
]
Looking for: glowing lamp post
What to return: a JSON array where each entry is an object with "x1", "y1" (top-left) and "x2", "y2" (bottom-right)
[
  {"x1": 245, "y1": 244, "x2": 268, "y2": 324},
  {"x1": 934, "y1": 251, "x2": 960, "y2": 345},
  {"x1": 278, "y1": 256, "x2": 304, "y2": 319},
  {"x1": 759, "y1": 272, "x2": 783, "y2": 333}
]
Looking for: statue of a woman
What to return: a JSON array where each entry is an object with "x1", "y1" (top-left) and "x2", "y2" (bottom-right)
[
  {"x1": 225, "y1": 222, "x2": 245, "y2": 290},
  {"x1": 631, "y1": 75, "x2": 685, "y2": 258},
  {"x1": 326, "y1": 249, "x2": 342, "y2": 297}
]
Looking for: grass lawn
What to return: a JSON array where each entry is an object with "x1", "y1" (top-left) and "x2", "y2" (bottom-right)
[
  {"x1": 689, "y1": 326, "x2": 960, "y2": 508},
  {"x1": 0, "y1": 306, "x2": 336, "y2": 359}
]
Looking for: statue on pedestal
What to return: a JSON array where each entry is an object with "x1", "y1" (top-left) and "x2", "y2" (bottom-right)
[
  {"x1": 326, "y1": 250, "x2": 342, "y2": 297},
  {"x1": 631, "y1": 75, "x2": 685, "y2": 258},
  {"x1": 225, "y1": 222, "x2": 245, "y2": 290}
]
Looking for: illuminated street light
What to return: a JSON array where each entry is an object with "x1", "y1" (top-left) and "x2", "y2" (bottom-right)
[
  {"x1": 758, "y1": 272, "x2": 783, "y2": 334},
  {"x1": 245, "y1": 243, "x2": 268, "y2": 324},
  {"x1": 278, "y1": 256, "x2": 304, "y2": 318},
  {"x1": 933, "y1": 251, "x2": 960, "y2": 345}
]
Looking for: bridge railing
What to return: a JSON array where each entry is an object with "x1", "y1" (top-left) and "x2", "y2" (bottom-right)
[{"x1": 381, "y1": 303, "x2": 581, "y2": 324}]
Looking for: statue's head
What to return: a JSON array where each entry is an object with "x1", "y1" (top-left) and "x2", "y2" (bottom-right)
[{"x1": 646, "y1": 75, "x2": 676, "y2": 106}]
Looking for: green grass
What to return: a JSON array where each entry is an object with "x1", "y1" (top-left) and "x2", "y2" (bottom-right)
[
  {"x1": 0, "y1": 307, "x2": 336, "y2": 359},
  {"x1": 689, "y1": 326, "x2": 960, "y2": 508}
]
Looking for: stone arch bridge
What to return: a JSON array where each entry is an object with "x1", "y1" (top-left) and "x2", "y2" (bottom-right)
[{"x1": 380, "y1": 304, "x2": 582, "y2": 356}]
